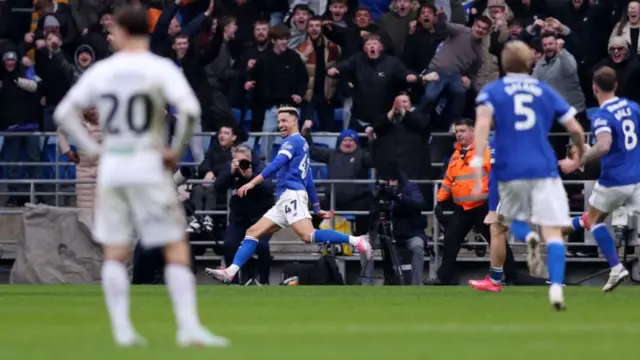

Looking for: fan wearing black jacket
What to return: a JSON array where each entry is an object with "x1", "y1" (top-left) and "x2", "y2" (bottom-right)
[{"x1": 213, "y1": 145, "x2": 274, "y2": 285}]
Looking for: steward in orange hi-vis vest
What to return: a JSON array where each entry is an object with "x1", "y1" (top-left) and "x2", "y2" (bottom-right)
[{"x1": 437, "y1": 141, "x2": 491, "y2": 210}]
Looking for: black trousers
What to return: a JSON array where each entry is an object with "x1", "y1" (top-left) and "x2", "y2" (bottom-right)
[
  {"x1": 436, "y1": 202, "x2": 518, "y2": 284},
  {"x1": 224, "y1": 218, "x2": 271, "y2": 284}
]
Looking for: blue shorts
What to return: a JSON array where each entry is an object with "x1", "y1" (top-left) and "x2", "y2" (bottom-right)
[{"x1": 488, "y1": 172, "x2": 499, "y2": 211}]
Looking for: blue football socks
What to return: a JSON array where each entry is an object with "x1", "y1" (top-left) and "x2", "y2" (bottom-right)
[
  {"x1": 571, "y1": 216, "x2": 584, "y2": 231},
  {"x1": 489, "y1": 267, "x2": 503, "y2": 284},
  {"x1": 511, "y1": 220, "x2": 532, "y2": 242},
  {"x1": 312, "y1": 229, "x2": 350, "y2": 244},
  {"x1": 231, "y1": 236, "x2": 259, "y2": 269},
  {"x1": 591, "y1": 223, "x2": 621, "y2": 268},
  {"x1": 546, "y1": 240, "x2": 566, "y2": 286}
]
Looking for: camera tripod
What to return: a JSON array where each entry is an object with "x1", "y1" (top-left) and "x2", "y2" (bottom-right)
[{"x1": 359, "y1": 209, "x2": 405, "y2": 285}]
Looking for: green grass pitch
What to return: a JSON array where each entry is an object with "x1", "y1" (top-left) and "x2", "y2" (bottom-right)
[{"x1": 1, "y1": 285, "x2": 639, "y2": 359}]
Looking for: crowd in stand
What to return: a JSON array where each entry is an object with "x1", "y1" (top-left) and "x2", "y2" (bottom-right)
[{"x1": 0, "y1": 0, "x2": 638, "y2": 262}]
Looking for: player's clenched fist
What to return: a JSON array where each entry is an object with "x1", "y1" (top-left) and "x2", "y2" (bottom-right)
[{"x1": 316, "y1": 209, "x2": 334, "y2": 219}]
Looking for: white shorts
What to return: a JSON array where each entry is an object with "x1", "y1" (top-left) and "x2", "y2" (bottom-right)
[
  {"x1": 589, "y1": 182, "x2": 640, "y2": 214},
  {"x1": 264, "y1": 189, "x2": 311, "y2": 228},
  {"x1": 93, "y1": 176, "x2": 187, "y2": 247},
  {"x1": 497, "y1": 178, "x2": 571, "y2": 227}
]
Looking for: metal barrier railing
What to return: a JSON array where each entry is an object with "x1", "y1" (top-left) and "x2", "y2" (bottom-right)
[
  {"x1": 0, "y1": 130, "x2": 592, "y2": 204},
  {"x1": 0, "y1": 175, "x2": 601, "y2": 279}
]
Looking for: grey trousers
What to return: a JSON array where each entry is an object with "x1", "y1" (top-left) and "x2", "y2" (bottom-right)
[{"x1": 360, "y1": 236, "x2": 425, "y2": 285}]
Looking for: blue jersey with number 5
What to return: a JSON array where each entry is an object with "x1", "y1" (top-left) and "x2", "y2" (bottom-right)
[
  {"x1": 275, "y1": 133, "x2": 310, "y2": 198},
  {"x1": 591, "y1": 97, "x2": 640, "y2": 187},
  {"x1": 476, "y1": 74, "x2": 576, "y2": 182}
]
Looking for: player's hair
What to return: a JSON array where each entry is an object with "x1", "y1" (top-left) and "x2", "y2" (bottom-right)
[
  {"x1": 474, "y1": 15, "x2": 492, "y2": 28},
  {"x1": 269, "y1": 24, "x2": 291, "y2": 40},
  {"x1": 593, "y1": 66, "x2": 617, "y2": 93},
  {"x1": 114, "y1": 5, "x2": 149, "y2": 36},
  {"x1": 501, "y1": 40, "x2": 533, "y2": 74},
  {"x1": 454, "y1": 118, "x2": 474, "y2": 128},
  {"x1": 329, "y1": 0, "x2": 348, "y2": 5},
  {"x1": 232, "y1": 144, "x2": 253, "y2": 158},
  {"x1": 277, "y1": 106, "x2": 299, "y2": 118},
  {"x1": 308, "y1": 15, "x2": 324, "y2": 23}
]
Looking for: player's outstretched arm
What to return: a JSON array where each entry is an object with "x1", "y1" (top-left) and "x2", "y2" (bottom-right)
[
  {"x1": 557, "y1": 117, "x2": 587, "y2": 174},
  {"x1": 580, "y1": 131, "x2": 612, "y2": 167},
  {"x1": 472, "y1": 104, "x2": 492, "y2": 161},
  {"x1": 237, "y1": 152, "x2": 289, "y2": 197},
  {"x1": 470, "y1": 104, "x2": 492, "y2": 195},
  {"x1": 563, "y1": 117, "x2": 586, "y2": 160},
  {"x1": 305, "y1": 171, "x2": 322, "y2": 215}
]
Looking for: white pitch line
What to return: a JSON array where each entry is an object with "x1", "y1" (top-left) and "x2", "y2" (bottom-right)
[{"x1": 224, "y1": 323, "x2": 640, "y2": 334}]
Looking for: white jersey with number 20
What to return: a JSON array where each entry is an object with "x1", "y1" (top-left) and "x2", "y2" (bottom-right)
[{"x1": 54, "y1": 51, "x2": 201, "y2": 186}]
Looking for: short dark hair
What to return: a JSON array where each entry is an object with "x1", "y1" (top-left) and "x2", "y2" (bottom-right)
[
  {"x1": 269, "y1": 24, "x2": 291, "y2": 40},
  {"x1": 593, "y1": 66, "x2": 617, "y2": 92},
  {"x1": 355, "y1": 7, "x2": 372, "y2": 15},
  {"x1": 419, "y1": 4, "x2": 437, "y2": 15},
  {"x1": 454, "y1": 118, "x2": 474, "y2": 127},
  {"x1": 329, "y1": 0, "x2": 348, "y2": 5},
  {"x1": 114, "y1": 5, "x2": 149, "y2": 36},
  {"x1": 541, "y1": 31, "x2": 557, "y2": 40},
  {"x1": 474, "y1": 15, "x2": 492, "y2": 28},
  {"x1": 219, "y1": 123, "x2": 237, "y2": 135},
  {"x1": 308, "y1": 15, "x2": 324, "y2": 23},
  {"x1": 254, "y1": 19, "x2": 269, "y2": 28},
  {"x1": 172, "y1": 33, "x2": 189, "y2": 43}
]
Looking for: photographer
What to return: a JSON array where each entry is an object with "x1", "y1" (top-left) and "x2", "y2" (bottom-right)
[
  {"x1": 213, "y1": 145, "x2": 274, "y2": 284},
  {"x1": 364, "y1": 163, "x2": 427, "y2": 285}
]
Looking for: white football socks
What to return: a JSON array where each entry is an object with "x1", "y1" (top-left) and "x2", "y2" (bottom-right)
[
  {"x1": 348, "y1": 236, "x2": 361, "y2": 246},
  {"x1": 165, "y1": 264, "x2": 201, "y2": 331},
  {"x1": 226, "y1": 264, "x2": 240, "y2": 277},
  {"x1": 101, "y1": 260, "x2": 135, "y2": 341}
]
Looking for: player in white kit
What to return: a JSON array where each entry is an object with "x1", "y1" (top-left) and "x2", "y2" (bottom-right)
[{"x1": 53, "y1": 6, "x2": 229, "y2": 347}]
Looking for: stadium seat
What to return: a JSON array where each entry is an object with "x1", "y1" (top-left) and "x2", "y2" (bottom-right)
[
  {"x1": 334, "y1": 108, "x2": 344, "y2": 129},
  {"x1": 242, "y1": 109, "x2": 253, "y2": 133},
  {"x1": 429, "y1": 134, "x2": 455, "y2": 167},
  {"x1": 181, "y1": 146, "x2": 195, "y2": 164},
  {"x1": 201, "y1": 136, "x2": 212, "y2": 153},
  {"x1": 270, "y1": 143, "x2": 281, "y2": 161},
  {"x1": 42, "y1": 144, "x2": 76, "y2": 180},
  {"x1": 313, "y1": 136, "x2": 337, "y2": 148},
  {"x1": 232, "y1": 108, "x2": 242, "y2": 123}
]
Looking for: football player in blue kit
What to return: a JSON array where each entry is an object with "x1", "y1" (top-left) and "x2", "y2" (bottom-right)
[
  {"x1": 206, "y1": 106, "x2": 373, "y2": 283},
  {"x1": 559, "y1": 66, "x2": 635, "y2": 292},
  {"x1": 472, "y1": 41, "x2": 586, "y2": 310}
]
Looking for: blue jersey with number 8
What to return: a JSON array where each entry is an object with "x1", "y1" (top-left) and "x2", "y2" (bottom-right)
[
  {"x1": 476, "y1": 74, "x2": 576, "y2": 182},
  {"x1": 591, "y1": 97, "x2": 640, "y2": 187}
]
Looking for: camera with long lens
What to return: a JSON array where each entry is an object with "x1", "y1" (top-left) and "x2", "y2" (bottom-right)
[
  {"x1": 238, "y1": 159, "x2": 251, "y2": 171},
  {"x1": 373, "y1": 179, "x2": 398, "y2": 215}
]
